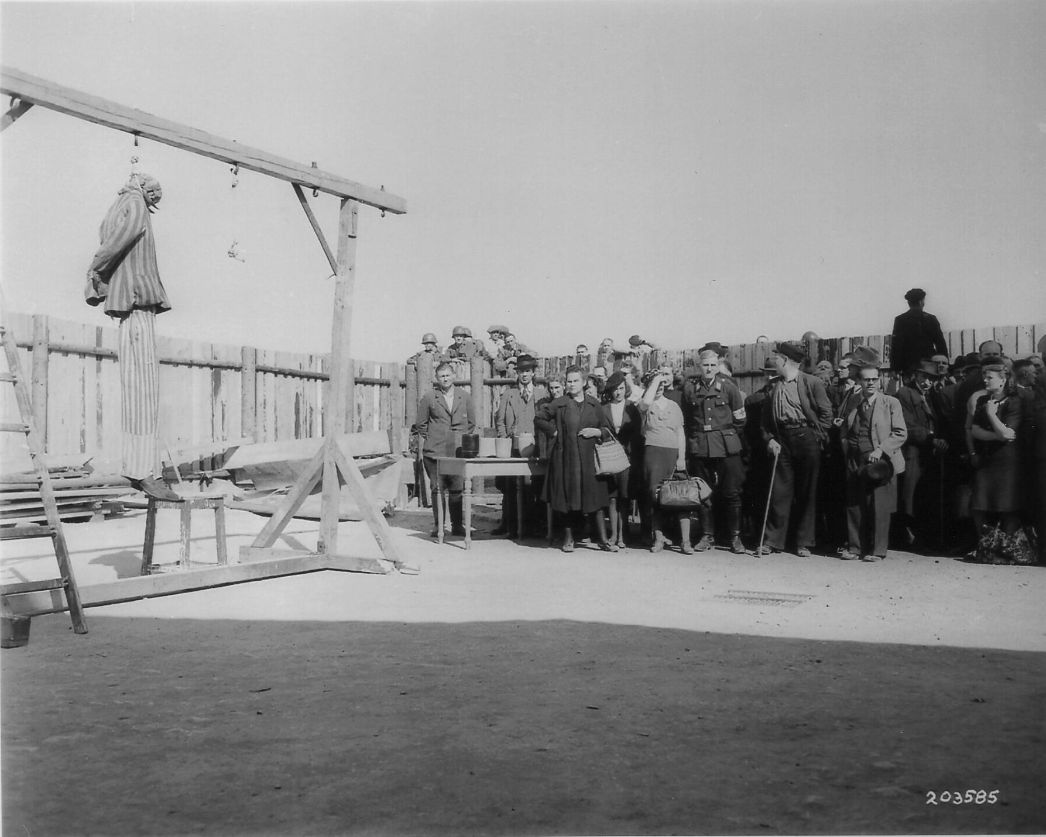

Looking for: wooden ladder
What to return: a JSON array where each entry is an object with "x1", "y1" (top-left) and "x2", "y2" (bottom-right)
[{"x1": 0, "y1": 322, "x2": 87, "y2": 640}]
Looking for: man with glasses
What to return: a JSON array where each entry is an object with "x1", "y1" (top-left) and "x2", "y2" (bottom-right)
[{"x1": 839, "y1": 364, "x2": 908, "y2": 561}]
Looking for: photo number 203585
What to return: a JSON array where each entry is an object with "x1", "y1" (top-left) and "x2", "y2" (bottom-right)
[{"x1": 925, "y1": 790, "x2": 1000, "y2": 805}]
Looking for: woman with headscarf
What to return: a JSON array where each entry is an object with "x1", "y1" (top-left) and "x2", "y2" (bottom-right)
[
  {"x1": 638, "y1": 369, "x2": 690, "y2": 553},
  {"x1": 535, "y1": 366, "x2": 616, "y2": 552},
  {"x1": 967, "y1": 363, "x2": 1024, "y2": 536},
  {"x1": 601, "y1": 370, "x2": 642, "y2": 548}
]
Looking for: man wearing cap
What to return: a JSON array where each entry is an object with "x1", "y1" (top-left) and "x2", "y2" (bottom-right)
[
  {"x1": 840, "y1": 364, "x2": 907, "y2": 561},
  {"x1": 682, "y1": 350, "x2": 747, "y2": 553},
  {"x1": 412, "y1": 361, "x2": 477, "y2": 538},
  {"x1": 895, "y1": 359, "x2": 949, "y2": 549},
  {"x1": 759, "y1": 342, "x2": 833, "y2": 557},
  {"x1": 493, "y1": 355, "x2": 549, "y2": 536},
  {"x1": 890, "y1": 288, "x2": 948, "y2": 374},
  {"x1": 85, "y1": 172, "x2": 179, "y2": 502},
  {"x1": 629, "y1": 335, "x2": 655, "y2": 357}
]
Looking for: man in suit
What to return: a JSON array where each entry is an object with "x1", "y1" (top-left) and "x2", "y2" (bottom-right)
[
  {"x1": 759, "y1": 342, "x2": 834, "y2": 556},
  {"x1": 412, "y1": 361, "x2": 477, "y2": 537},
  {"x1": 840, "y1": 364, "x2": 908, "y2": 561},
  {"x1": 890, "y1": 288, "x2": 948, "y2": 374},
  {"x1": 895, "y1": 359, "x2": 949, "y2": 549},
  {"x1": 493, "y1": 355, "x2": 549, "y2": 536}
]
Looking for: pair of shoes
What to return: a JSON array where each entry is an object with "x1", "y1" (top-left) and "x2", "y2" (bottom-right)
[
  {"x1": 796, "y1": 547, "x2": 812, "y2": 558},
  {"x1": 838, "y1": 550, "x2": 860, "y2": 561},
  {"x1": 561, "y1": 541, "x2": 575, "y2": 553},
  {"x1": 860, "y1": 554, "x2": 883, "y2": 562},
  {"x1": 490, "y1": 525, "x2": 510, "y2": 537},
  {"x1": 133, "y1": 477, "x2": 182, "y2": 503},
  {"x1": 680, "y1": 542, "x2": 695, "y2": 555},
  {"x1": 757, "y1": 545, "x2": 780, "y2": 556},
  {"x1": 650, "y1": 534, "x2": 665, "y2": 553},
  {"x1": 599, "y1": 541, "x2": 619, "y2": 553},
  {"x1": 729, "y1": 536, "x2": 746, "y2": 554},
  {"x1": 694, "y1": 534, "x2": 715, "y2": 552}
]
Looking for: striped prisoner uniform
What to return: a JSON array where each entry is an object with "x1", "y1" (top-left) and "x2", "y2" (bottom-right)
[{"x1": 86, "y1": 178, "x2": 170, "y2": 479}]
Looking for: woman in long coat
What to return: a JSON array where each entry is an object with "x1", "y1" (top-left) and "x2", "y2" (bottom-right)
[
  {"x1": 535, "y1": 366, "x2": 616, "y2": 552},
  {"x1": 601, "y1": 370, "x2": 642, "y2": 548}
]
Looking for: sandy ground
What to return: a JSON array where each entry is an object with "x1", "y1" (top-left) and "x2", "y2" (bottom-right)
[{"x1": 3, "y1": 503, "x2": 1046, "y2": 835}]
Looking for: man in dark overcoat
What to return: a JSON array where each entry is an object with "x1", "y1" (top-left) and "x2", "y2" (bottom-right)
[{"x1": 889, "y1": 288, "x2": 948, "y2": 374}]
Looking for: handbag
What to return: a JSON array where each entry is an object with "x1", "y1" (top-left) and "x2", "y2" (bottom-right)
[
  {"x1": 594, "y1": 438, "x2": 630, "y2": 476},
  {"x1": 657, "y1": 476, "x2": 712, "y2": 508}
]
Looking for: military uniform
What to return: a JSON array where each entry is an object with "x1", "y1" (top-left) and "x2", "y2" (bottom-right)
[{"x1": 682, "y1": 375, "x2": 747, "y2": 549}]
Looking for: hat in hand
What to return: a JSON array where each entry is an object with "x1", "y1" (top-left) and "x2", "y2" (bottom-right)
[{"x1": 860, "y1": 457, "x2": 895, "y2": 487}]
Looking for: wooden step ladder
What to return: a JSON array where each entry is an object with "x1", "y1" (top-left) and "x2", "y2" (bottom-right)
[{"x1": 0, "y1": 322, "x2": 87, "y2": 644}]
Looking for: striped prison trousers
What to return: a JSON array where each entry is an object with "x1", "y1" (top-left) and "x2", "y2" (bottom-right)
[{"x1": 118, "y1": 308, "x2": 160, "y2": 480}]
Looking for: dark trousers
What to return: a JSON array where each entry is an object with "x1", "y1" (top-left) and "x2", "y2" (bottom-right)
[
  {"x1": 688, "y1": 454, "x2": 745, "y2": 537},
  {"x1": 846, "y1": 463, "x2": 897, "y2": 557},
  {"x1": 765, "y1": 426, "x2": 821, "y2": 551},
  {"x1": 423, "y1": 456, "x2": 462, "y2": 529}
]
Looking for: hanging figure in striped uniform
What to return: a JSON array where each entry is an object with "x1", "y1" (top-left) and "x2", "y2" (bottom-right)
[{"x1": 85, "y1": 172, "x2": 180, "y2": 501}]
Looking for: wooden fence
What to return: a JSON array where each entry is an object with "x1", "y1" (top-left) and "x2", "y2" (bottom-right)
[{"x1": 2, "y1": 311, "x2": 1043, "y2": 473}]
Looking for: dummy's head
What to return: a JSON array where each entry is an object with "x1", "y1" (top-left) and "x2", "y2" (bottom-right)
[{"x1": 131, "y1": 173, "x2": 163, "y2": 209}]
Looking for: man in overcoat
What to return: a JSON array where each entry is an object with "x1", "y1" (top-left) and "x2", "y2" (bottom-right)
[
  {"x1": 840, "y1": 364, "x2": 908, "y2": 561},
  {"x1": 493, "y1": 355, "x2": 549, "y2": 536},
  {"x1": 759, "y1": 342, "x2": 833, "y2": 556},
  {"x1": 895, "y1": 359, "x2": 948, "y2": 549},
  {"x1": 889, "y1": 288, "x2": 948, "y2": 374},
  {"x1": 412, "y1": 362, "x2": 476, "y2": 537}
]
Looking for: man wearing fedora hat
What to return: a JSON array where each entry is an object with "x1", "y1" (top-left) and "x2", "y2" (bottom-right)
[
  {"x1": 759, "y1": 342, "x2": 833, "y2": 556},
  {"x1": 890, "y1": 288, "x2": 948, "y2": 374},
  {"x1": 492, "y1": 355, "x2": 549, "y2": 537},
  {"x1": 840, "y1": 364, "x2": 908, "y2": 561},
  {"x1": 895, "y1": 359, "x2": 949, "y2": 549}
]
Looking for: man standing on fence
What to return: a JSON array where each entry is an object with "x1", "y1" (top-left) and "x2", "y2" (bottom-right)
[
  {"x1": 85, "y1": 172, "x2": 179, "y2": 502},
  {"x1": 890, "y1": 288, "x2": 948, "y2": 374}
]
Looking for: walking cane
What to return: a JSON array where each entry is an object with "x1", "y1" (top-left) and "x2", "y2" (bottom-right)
[{"x1": 757, "y1": 448, "x2": 780, "y2": 555}]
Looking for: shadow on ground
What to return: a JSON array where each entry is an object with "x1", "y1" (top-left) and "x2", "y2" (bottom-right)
[{"x1": 3, "y1": 617, "x2": 1044, "y2": 835}]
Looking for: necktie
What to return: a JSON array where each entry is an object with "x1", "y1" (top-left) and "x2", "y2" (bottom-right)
[{"x1": 522, "y1": 388, "x2": 530, "y2": 403}]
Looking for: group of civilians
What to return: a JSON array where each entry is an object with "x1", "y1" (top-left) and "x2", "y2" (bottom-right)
[{"x1": 410, "y1": 289, "x2": 1046, "y2": 564}]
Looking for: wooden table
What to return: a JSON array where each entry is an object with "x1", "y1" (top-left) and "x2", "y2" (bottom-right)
[{"x1": 434, "y1": 456, "x2": 547, "y2": 549}]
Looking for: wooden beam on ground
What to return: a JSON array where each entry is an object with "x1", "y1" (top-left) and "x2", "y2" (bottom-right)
[
  {"x1": 239, "y1": 546, "x2": 390, "y2": 575},
  {"x1": 1, "y1": 552, "x2": 338, "y2": 619},
  {"x1": 0, "y1": 66, "x2": 406, "y2": 213},
  {"x1": 292, "y1": 184, "x2": 338, "y2": 272},
  {"x1": 0, "y1": 98, "x2": 32, "y2": 131}
]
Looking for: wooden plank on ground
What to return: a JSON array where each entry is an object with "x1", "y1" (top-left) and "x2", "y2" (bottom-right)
[{"x1": 1, "y1": 552, "x2": 337, "y2": 618}]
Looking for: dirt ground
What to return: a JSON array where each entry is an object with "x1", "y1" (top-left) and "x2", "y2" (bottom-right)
[{"x1": 2, "y1": 504, "x2": 1046, "y2": 835}]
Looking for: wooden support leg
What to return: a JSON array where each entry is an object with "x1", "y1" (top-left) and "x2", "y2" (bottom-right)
[
  {"x1": 179, "y1": 501, "x2": 192, "y2": 569},
  {"x1": 214, "y1": 499, "x2": 228, "y2": 566},
  {"x1": 516, "y1": 476, "x2": 525, "y2": 541},
  {"x1": 330, "y1": 440, "x2": 415, "y2": 572},
  {"x1": 251, "y1": 444, "x2": 325, "y2": 548},
  {"x1": 141, "y1": 499, "x2": 158, "y2": 575},
  {"x1": 463, "y1": 477, "x2": 473, "y2": 550}
]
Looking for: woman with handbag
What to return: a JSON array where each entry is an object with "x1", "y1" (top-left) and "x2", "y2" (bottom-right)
[
  {"x1": 638, "y1": 369, "x2": 691, "y2": 553},
  {"x1": 535, "y1": 366, "x2": 617, "y2": 552},
  {"x1": 601, "y1": 370, "x2": 642, "y2": 548}
]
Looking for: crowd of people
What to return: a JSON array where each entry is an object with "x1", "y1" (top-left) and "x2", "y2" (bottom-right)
[{"x1": 409, "y1": 289, "x2": 1046, "y2": 565}]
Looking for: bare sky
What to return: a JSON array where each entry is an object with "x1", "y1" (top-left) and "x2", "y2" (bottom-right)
[{"x1": 2, "y1": 1, "x2": 1044, "y2": 361}]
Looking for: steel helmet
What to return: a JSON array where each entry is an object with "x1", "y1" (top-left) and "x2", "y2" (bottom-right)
[
  {"x1": 421, "y1": 332, "x2": 438, "y2": 344},
  {"x1": 452, "y1": 325, "x2": 472, "y2": 338}
]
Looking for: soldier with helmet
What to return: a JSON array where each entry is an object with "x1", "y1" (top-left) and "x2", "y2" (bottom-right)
[
  {"x1": 446, "y1": 325, "x2": 483, "y2": 361},
  {"x1": 409, "y1": 332, "x2": 445, "y2": 365}
]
